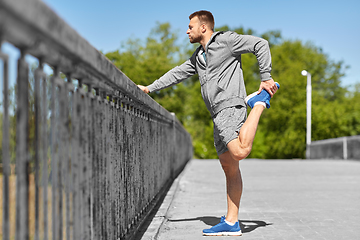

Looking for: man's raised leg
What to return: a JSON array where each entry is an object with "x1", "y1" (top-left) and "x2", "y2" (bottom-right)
[
  {"x1": 218, "y1": 105, "x2": 264, "y2": 225},
  {"x1": 227, "y1": 105, "x2": 265, "y2": 161}
]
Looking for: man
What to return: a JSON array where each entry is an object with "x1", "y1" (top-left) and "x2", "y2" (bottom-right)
[{"x1": 138, "y1": 10, "x2": 279, "y2": 236}]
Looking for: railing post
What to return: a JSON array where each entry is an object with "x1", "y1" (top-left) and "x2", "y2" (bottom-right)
[
  {"x1": 171, "y1": 112, "x2": 176, "y2": 179},
  {"x1": 50, "y1": 67, "x2": 60, "y2": 240},
  {"x1": 87, "y1": 84, "x2": 95, "y2": 240},
  {"x1": 343, "y1": 137, "x2": 348, "y2": 160},
  {"x1": 34, "y1": 60, "x2": 39, "y2": 240},
  {"x1": 1, "y1": 38, "x2": 10, "y2": 240},
  {"x1": 15, "y1": 49, "x2": 30, "y2": 240}
]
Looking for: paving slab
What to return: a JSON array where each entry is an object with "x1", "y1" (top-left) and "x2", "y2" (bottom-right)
[{"x1": 140, "y1": 159, "x2": 360, "y2": 240}]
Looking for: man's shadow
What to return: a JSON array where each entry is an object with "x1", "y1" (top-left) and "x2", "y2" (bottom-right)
[{"x1": 169, "y1": 216, "x2": 272, "y2": 233}]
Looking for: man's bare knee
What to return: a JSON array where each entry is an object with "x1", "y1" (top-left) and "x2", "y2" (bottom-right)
[
  {"x1": 227, "y1": 139, "x2": 252, "y2": 161},
  {"x1": 231, "y1": 147, "x2": 252, "y2": 161}
]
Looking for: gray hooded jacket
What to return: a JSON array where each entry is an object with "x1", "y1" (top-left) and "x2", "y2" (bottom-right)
[{"x1": 147, "y1": 31, "x2": 272, "y2": 117}]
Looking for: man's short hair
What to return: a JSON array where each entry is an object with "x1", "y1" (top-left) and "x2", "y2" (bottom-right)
[{"x1": 189, "y1": 10, "x2": 215, "y2": 31}]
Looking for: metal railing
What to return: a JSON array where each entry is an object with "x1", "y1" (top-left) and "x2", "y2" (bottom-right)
[
  {"x1": 309, "y1": 135, "x2": 360, "y2": 160},
  {"x1": 0, "y1": 0, "x2": 193, "y2": 239}
]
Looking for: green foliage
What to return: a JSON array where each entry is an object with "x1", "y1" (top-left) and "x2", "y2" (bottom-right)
[
  {"x1": 250, "y1": 39, "x2": 351, "y2": 159},
  {"x1": 104, "y1": 22, "x2": 359, "y2": 159}
]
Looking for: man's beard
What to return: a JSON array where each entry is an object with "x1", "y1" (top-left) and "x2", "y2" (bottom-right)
[{"x1": 189, "y1": 34, "x2": 201, "y2": 44}]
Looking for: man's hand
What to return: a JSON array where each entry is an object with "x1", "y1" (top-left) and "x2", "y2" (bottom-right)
[
  {"x1": 258, "y1": 79, "x2": 278, "y2": 97},
  {"x1": 137, "y1": 85, "x2": 150, "y2": 94}
]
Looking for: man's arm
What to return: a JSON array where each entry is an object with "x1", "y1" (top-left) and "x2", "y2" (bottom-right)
[
  {"x1": 137, "y1": 56, "x2": 197, "y2": 94},
  {"x1": 229, "y1": 32, "x2": 278, "y2": 96}
]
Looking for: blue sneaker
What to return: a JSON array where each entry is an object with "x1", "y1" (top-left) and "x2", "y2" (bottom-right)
[
  {"x1": 203, "y1": 218, "x2": 242, "y2": 236},
  {"x1": 245, "y1": 82, "x2": 280, "y2": 109}
]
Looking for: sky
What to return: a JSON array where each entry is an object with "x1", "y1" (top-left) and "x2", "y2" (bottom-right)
[
  {"x1": 39, "y1": 0, "x2": 359, "y2": 88},
  {"x1": 2, "y1": 0, "x2": 360, "y2": 88}
]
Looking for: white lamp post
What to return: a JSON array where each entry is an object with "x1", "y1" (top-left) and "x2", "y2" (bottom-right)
[{"x1": 301, "y1": 70, "x2": 312, "y2": 159}]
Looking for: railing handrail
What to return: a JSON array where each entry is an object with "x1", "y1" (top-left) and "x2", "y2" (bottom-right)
[{"x1": 310, "y1": 135, "x2": 360, "y2": 146}]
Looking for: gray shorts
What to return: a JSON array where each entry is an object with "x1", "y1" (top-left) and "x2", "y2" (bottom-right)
[{"x1": 213, "y1": 105, "x2": 247, "y2": 156}]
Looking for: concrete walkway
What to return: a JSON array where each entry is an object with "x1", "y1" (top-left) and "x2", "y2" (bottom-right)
[{"x1": 139, "y1": 159, "x2": 360, "y2": 240}]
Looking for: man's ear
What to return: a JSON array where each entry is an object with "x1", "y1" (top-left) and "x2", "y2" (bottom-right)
[{"x1": 201, "y1": 24, "x2": 207, "y2": 33}]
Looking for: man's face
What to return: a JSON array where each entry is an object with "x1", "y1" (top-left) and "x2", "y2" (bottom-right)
[{"x1": 187, "y1": 17, "x2": 202, "y2": 43}]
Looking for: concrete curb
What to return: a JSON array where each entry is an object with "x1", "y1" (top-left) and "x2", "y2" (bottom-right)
[{"x1": 137, "y1": 169, "x2": 185, "y2": 240}]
